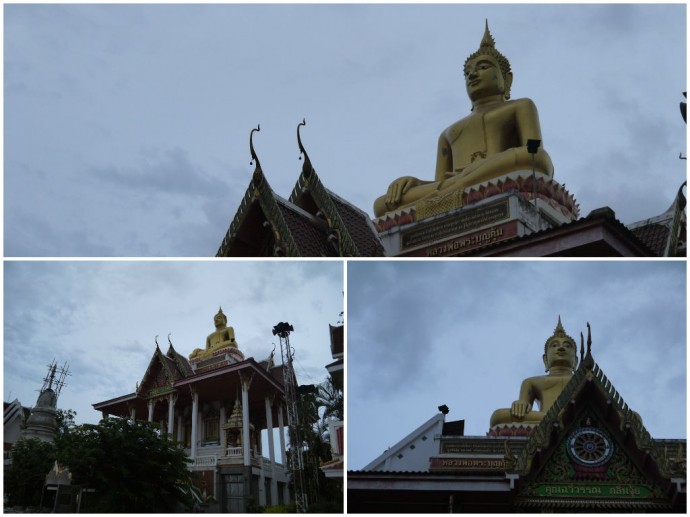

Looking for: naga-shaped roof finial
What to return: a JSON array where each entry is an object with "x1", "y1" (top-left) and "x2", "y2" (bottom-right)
[
  {"x1": 582, "y1": 322, "x2": 594, "y2": 369},
  {"x1": 297, "y1": 118, "x2": 314, "y2": 178},
  {"x1": 249, "y1": 124, "x2": 263, "y2": 183}
]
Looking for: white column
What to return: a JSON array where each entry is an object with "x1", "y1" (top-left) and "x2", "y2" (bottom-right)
[
  {"x1": 277, "y1": 404, "x2": 287, "y2": 465},
  {"x1": 177, "y1": 415, "x2": 183, "y2": 443},
  {"x1": 259, "y1": 464, "x2": 266, "y2": 506},
  {"x1": 167, "y1": 394, "x2": 175, "y2": 438},
  {"x1": 147, "y1": 400, "x2": 154, "y2": 422},
  {"x1": 191, "y1": 391, "x2": 199, "y2": 460},
  {"x1": 240, "y1": 373, "x2": 253, "y2": 467},
  {"x1": 130, "y1": 407, "x2": 136, "y2": 422},
  {"x1": 265, "y1": 396, "x2": 278, "y2": 505},
  {"x1": 220, "y1": 405, "x2": 227, "y2": 452}
]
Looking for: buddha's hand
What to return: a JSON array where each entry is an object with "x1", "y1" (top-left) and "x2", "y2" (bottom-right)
[
  {"x1": 385, "y1": 176, "x2": 421, "y2": 209},
  {"x1": 510, "y1": 400, "x2": 531, "y2": 420}
]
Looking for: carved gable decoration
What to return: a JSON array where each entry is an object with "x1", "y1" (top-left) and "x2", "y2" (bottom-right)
[
  {"x1": 138, "y1": 347, "x2": 177, "y2": 398},
  {"x1": 514, "y1": 355, "x2": 683, "y2": 511}
]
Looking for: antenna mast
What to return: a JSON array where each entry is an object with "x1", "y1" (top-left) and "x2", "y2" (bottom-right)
[
  {"x1": 41, "y1": 359, "x2": 70, "y2": 400},
  {"x1": 273, "y1": 322, "x2": 308, "y2": 513}
]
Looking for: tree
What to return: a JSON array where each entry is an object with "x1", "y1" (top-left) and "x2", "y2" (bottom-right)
[
  {"x1": 4, "y1": 438, "x2": 56, "y2": 508},
  {"x1": 55, "y1": 417, "x2": 193, "y2": 512},
  {"x1": 316, "y1": 376, "x2": 343, "y2": 423},
  {"x1": 286, "y1": 379, "x2": 343, "y2": 513}
]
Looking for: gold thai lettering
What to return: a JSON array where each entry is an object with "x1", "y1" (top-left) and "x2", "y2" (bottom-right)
[
  {"x1": 436, "y1": 458, "x2": 504, "y2": 469},
  {"x1": 538, "y1": 484, "x2": 648, "y2": 498},
  {"x1": 426, "y1": 227, "x2": 504, "y2": 256},
  {"x1": 401, "y1": 200, "x2": 509, "y2": 249}
]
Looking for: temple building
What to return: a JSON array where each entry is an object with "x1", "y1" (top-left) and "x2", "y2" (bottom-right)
[
  {"x1": 319, "y1": 324, "x2": 344, "y2": 481},
  {"x1": 93, "y1": 308, "x2": 293, "y2": 513},
  {"x1": 215, "y1": 23, "x2": 685, "y2": 258},
  {"x1": 348, "y1": 319, "x2": 686, "y2": 512},
  {"x1": 4, "y1": 400, "x2": 31, "y2": 468}
]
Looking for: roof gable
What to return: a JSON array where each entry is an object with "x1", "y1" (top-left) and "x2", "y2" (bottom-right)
[
  {"x1": 217, "y1": 167, "x2": 301, "y2": 256},
  {"x1": 512, "y1": 341, "x2": 684, "y2": 510},
  {"x1": 287, "y1": 129, "x2": 385, "y2": 257},
  {"x1": 362, "y1": 413, "x2": 445, "y2": 472},
  {"x1": 138, "y1": 345, "x2": 180, "y2": 398}
]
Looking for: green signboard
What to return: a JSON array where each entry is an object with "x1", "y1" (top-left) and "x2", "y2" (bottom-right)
[{"x1": 534, "y1": 484, "x2": 652, "y2": 498}]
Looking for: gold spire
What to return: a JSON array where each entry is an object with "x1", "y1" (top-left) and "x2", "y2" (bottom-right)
[
  {"x1": 544, "y1": 316, "x2": 576, "y2": 353},
  {"x1": 479, "y1": 19, "x2": 496, "y2": 49}
]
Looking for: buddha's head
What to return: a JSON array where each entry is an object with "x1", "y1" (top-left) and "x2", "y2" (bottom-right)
[
  {"x1": 543, "y1": 317, "x2": 578, "y2": 372},
  {"x1": 464, "y1": 20, "x2": 513, "y2": 102},
  {"x1": 214, "y1": 307, "x2": 228, "y2": 329}
]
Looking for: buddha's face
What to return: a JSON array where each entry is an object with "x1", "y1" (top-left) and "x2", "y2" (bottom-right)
[
  {"x1": 543, "y1": 337, "x2": 578, "y2": 371},
  {"x1": 214, "y1": 313, "x2": 227, "y2": 329},
  {"x1": 464, "y1": 55, "x2": 505, "y2": 101}
]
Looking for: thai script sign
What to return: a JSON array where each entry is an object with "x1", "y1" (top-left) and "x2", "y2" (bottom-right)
[
  {"x1": 401, "y1": 220, "x2": 518, "y2": 257},
  {"x1": 401, "y1": 199, "x2": 510, "y2": 250},
  {"x1": 534, "y1": 484, "x2": 652, "y2": 498},
  {"x1": 429, "y1": 457, "x2": 506, "y2": 471},
  {"x1": 441, "y1": 441, "x2": 523, "y2": 455}
]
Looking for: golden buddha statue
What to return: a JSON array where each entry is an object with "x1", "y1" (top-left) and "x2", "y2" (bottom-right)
[
  {"x1": 189, "y1": 307, "x2": 238, "y2": 360},
  {"x1": 490, "y1": 317, "x2": 577, "y2": 428},
  {"x1": 373, "y1": 21, "x2": 553, "y2": 218}
]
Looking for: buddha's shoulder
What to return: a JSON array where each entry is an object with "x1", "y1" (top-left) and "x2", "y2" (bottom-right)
[
  {"x1": 508, "y1": 98, "x2": 539, "y2": 111},
  {"x1": 521, "y1": 374, "x2": 550, "y2": 384}
]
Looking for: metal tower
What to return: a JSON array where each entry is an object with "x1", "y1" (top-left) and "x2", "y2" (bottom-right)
[{"x1": 272, "y1": 322, "x2": 308, "y2": 513}]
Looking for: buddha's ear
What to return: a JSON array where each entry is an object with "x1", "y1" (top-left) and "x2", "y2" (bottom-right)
[
  {"x1": 542, "y1": 353, "x2": 548, "y2": 372},
  {"x1": 504, "y1": 72, "x2": 513, "y2": 100},
  {"x1": 572, "y1": 354, "x2": 579, "y2": 370}
]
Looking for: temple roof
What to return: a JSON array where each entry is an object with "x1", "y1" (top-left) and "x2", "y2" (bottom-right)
[
  {"x1": 362, "y1": 413, "x2": 446, "y2": 472},
  {"x1": 469, "y1": 206, "x2": 658, "y2": 257},
  {"x1": 94, "y1": 354, "x2": 287, "y2": 430},
  {"x1": 216, "y1": 127, "x2": 384, "y2": 257},
  {"x1": 627, "y1": 183, "x2": 686, "y2": 257}
]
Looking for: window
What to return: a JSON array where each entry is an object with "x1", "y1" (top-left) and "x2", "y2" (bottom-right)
[{"x1": 205, "y1": 416, "x2": 219, "y2": 443}]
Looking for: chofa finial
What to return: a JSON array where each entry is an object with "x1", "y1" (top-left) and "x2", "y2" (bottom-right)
[
  {"x1": 580, "y1": 331, "x2": 585, "y2": 360},
  {"x1": 297, "y1": 118, "x2": 314, "y2": 177},
  {"x1": 582, "y1": 321, "x2": 594, "y2": 369},
  {"x1": 249, "y1": 125, "x2": 263, "y2": 183}
]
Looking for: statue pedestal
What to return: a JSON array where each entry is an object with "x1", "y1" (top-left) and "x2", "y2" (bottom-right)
[
  {"x1": 373, "y1": 172, "x2": 578, "y2": 257},
  {"x1": 487, "y1": 423, "x2": 538, "y2": 437},
  {"x1": 190, "y1": 347, "x2": 245, "y2": 374}
]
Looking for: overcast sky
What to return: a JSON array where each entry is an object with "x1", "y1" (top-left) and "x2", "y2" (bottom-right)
[
  {"x1": 4, "y1": 4, "x2": 686, "y2": 257},
  {"x1": 347, "y1": 260, "x2": 686, "y2": 470},
  {"x1": 4, "y1": 260, "x2": 343, "y2": 426}
]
